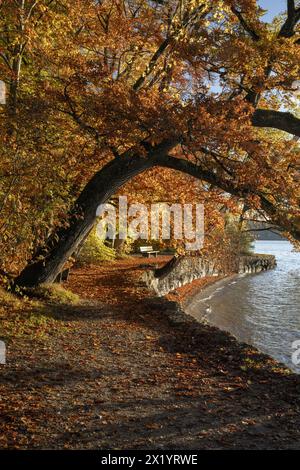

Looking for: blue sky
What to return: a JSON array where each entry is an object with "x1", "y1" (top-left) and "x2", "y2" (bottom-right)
[{"x1": 258, "y1": 0, "x2": 288, "y2": 22}]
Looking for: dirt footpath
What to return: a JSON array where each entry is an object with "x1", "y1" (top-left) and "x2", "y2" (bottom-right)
[{"x1": 1, "y1": 258, "x2": 300, "y2": 449}]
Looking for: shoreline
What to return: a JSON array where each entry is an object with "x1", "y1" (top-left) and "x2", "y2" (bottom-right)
[
  {"x1": 175, "y1": 271, "x2": 298, "y2": 375},
  {"x1": 182, "y1": 275, "x2": 238, "y2": 314},
  {"x1": 149, "y1": 256, "x2": 298, "y2": 384},
  {"x1": 164, "y1": 276, "x2": 295, "y2": 373},
  {"x1": 148, "y1": 254, "x2": 300, "y2": 381}
]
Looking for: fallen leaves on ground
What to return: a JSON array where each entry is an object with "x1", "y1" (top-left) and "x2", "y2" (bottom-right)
[{"x1": 1, "y1": 257, "x2": 300, "y2": 449}]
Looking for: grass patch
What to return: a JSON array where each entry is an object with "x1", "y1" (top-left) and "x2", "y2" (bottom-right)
[
  {"x1": 76, "y1": 229, "x2": 116, "y2": 266},
  {"x1": 0, "y1": 287, "x2": 62, "y2": 341},
  {"x1": 0, "y1": 286, "x2": 23, "y2": 310},
  {"x1": 30, "y1": 283, "x2": 80, "y2": 305},
  {"x1": 0, "y1": 285, "x2": 78, "y2": 341},
  {"x1": 0, "y1": 308, "x2": 59, "y2": 341}
]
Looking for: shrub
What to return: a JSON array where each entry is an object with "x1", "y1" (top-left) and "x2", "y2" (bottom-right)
[
  {"x1": 225, "y1": 222, "x2": 255, "y2": 256},
  {"x1": 31, "y1": 284, "x2": 80, "y2": 305},
  {"x1": 76, "y1": 228, "x2": 116, "y2": 266}
]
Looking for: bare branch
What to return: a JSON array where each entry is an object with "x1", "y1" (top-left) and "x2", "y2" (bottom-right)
[
  {"x1": 0, "y1": 52, "x2": 11, "y2": 69},
  {"x1": 231, "y1": 7, "x2": 260, "y2": 41},
  {"x1": 133, "y1": 37, "x2": 171, "y2": 91},
  {"x1": 63, "y1": 85, "x2": 101, "y2": 142},
  {"x1": 242, "y1": 226, "x2": 281, "y2": 233},
  {"x1": 133, "y1": 2, "x2": 210, "y2": 91}
]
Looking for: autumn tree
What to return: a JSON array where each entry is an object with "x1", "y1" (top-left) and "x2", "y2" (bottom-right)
[{"x1": 0, "y1": 0, "x2": 299, "y2": 287}]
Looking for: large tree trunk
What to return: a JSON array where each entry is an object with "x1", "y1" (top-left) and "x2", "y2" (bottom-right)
[
  {"x1": 14, "y1": 153, "x2": 157, "y2": 287},
  {"x1": 14, "y1": 141, "x2": 300, "y2": 288}
]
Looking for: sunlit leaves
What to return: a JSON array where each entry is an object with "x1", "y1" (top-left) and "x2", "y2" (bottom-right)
[{"x1": 0, "y1": 0, "x2": 300, "y2": 273}]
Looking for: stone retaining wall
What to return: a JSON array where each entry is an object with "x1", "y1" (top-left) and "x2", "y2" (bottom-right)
[
  {"x1": 238, "y1": 254, "x2": 277, "y2": 274},
  {"x1": 143, "y1": 254, "x2": 276, "y2": 297}
]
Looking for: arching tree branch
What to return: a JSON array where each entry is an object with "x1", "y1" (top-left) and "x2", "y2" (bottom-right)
[
  {"x1": 231, "y1": 7, "x2": 260, "y2": 41},
  {"x1": 252, "y1": 109, "x2": 300, "y2": 137},
  {"x1": 279, "y1": 0, "x2": 300, "y2": 37},
  {"x1": 157, "y1": 154, "x2": 300, "y2": 242}
]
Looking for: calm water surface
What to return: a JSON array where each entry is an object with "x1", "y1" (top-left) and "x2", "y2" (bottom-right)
[{"x1": 193, "y1": 241, "x2": 300, "y2": 372}]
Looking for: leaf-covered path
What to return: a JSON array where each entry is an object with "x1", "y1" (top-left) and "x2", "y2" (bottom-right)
[{"x1": 1, "y1": 258, "x2": 300, "y2": 449}]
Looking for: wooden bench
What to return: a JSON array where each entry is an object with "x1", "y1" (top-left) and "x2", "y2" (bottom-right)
[{"x1": 139, "y1": 246, "x2": 159, "y2": 258}]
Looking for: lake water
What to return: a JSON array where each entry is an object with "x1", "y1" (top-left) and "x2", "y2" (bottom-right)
[{"x1": 190, "y1": 241, "x2": 300, "y2": 373}]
